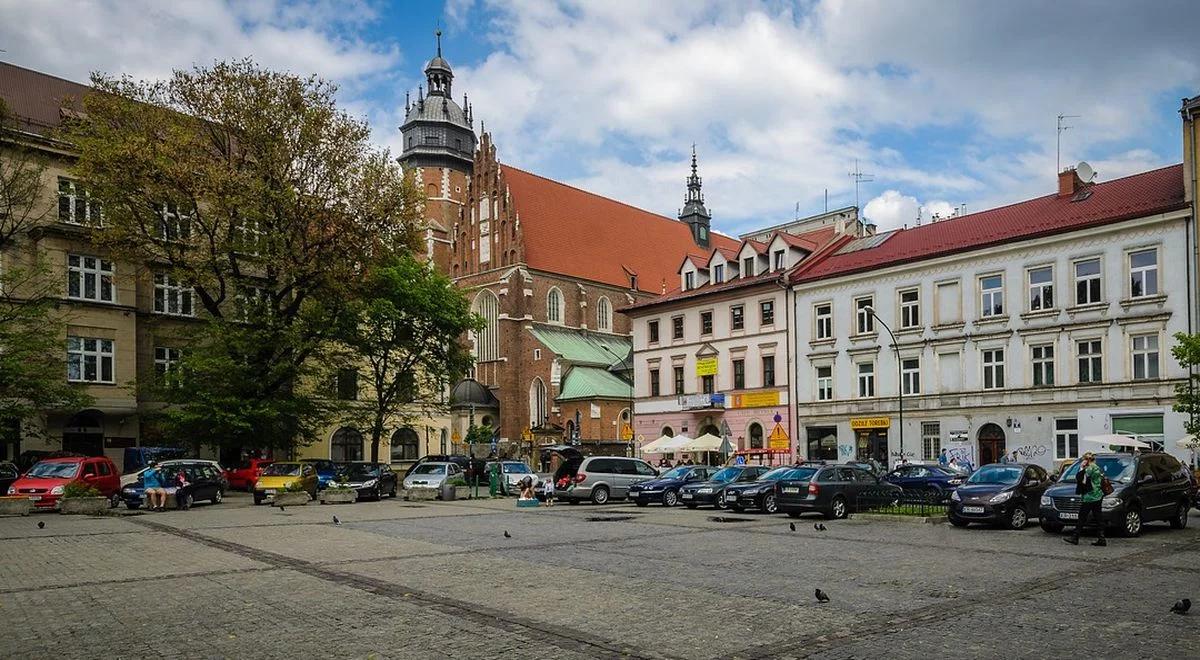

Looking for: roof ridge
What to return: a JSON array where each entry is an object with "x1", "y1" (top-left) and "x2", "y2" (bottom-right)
[{"x1": 0, "y1": 60, "x2": 92, "y2": 90}]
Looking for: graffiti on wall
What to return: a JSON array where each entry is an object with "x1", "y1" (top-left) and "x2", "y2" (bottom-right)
[
  {"x1": 1012, "y1": 444, "x2": 1048, "y2": 459},
  {"x1": 838, "y1": 444, "x2": 855, "y2": 459}
]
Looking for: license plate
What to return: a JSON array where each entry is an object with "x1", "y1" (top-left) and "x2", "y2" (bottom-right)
[
  {"x1": 726, "y1": 493, "x2": 737, "y2": 501},
  {"x1": 962, "y1": 506, "x2": 984, "y2": 514},
  {"x1": 1060, "y1": 512, "x2": 1078, "y2": 520},
  {"x1": 265, "y1": 489, "x2": 276, "y2": 495},
  {"x1": 782, "y1": 487, "x2": 799, "y2": 494},
  {"x1": 28, "y1": 495, "x2": 42, "y2": 501},
  {"x1": 681, "y1": 493, "x2": 693, "y2": 499}
]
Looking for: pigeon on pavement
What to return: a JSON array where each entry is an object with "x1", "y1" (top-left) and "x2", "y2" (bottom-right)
[
  {"x1": 789, "y1": 522, "x2": 796, "y2": 532},
  {"x1": 1171, "y1": 598, "x2": 1191, "y2": 615},
  {"x1": 37, "y1": 521, "x2": 45, "y2": 529},
  {"x1": 332, "y1": 515, "x2": 341, "y2": 526},
  {"x1": 813, "y1": 523, "x2": 820, "y2": 531},
  {"x1": 503, "y1": 530, "x2": 512, "y2": 539},
  {"x1": 815, "y1": 589, "x2": 830, "y2": 603},
  {"x1": 817, "y1": 523, "x2": 827, "y2": 531},
  {"x1": 279, "y1": 506, "x2": 285, "y2": 512}
]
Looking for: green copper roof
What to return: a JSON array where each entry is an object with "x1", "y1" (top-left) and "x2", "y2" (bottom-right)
[
  {"x1": 526, "y1": 324, "x2": 631, "y2": 367},
  {"x1": 558, "y1": 366, "x2": 632, "y2": 402}
]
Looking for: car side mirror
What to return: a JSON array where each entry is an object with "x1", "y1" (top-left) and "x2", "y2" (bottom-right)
[{"x1": 1139, "y1": 474, "x2": 1154, "y2": 485}]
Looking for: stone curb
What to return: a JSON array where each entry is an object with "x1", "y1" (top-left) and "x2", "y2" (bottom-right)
[{"x1": 852, "y1": 513, "x2": 948, "y2": 524}]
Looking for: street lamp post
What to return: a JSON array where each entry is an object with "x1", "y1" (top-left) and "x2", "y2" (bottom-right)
[{"x1": 865, "y1": 306, "x2": 903, "y2": 467}]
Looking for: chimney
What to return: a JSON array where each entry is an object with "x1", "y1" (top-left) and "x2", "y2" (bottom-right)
[{"x1": 1058, "y1": 168, "x2": 1083, "y2": 198}]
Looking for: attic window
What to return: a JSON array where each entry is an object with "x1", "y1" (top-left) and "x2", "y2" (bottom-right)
[
  {"x1": 629, "y1": 274, "x2": 638, "y2": 290},
  {"x1": 684, "y1": 272, "x2": 695, "y2": 290},
  {"x1": 743, "y1": 257, "x2": 755, "y2": 277},
  {"x1": 713, "y1": 264, "x2": 724, "y2": 284},
  {"x1": 773, "y1": 250, "x2": 785, "y2": 270}
]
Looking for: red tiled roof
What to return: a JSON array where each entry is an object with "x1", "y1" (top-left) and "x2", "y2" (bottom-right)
[
  {"x1": 793, "y1": 164, "x2": 1187, "y2": 284},
  {"x1": 707, "y1": 246, "x2": 738, "y2": 266},
  {"x1": 776, "y1": 225, "x2": 837, "y2": 252},
  {"x1": 0, "y1": 62, "x2": 89, "y2": 136},
  {"x1": 501, "y1": 165, "x2": 739, "y2": 293}
]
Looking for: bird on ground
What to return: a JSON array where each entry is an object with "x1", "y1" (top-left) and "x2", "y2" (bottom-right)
[
  {"x1": 503, "y1": 530, "x2": 511, "y2": 539},
  {"x1": 1171, "y1": 598, "x2": 1191, "y2": 615},
  {"x1": 278, "y1": 506, "x2": 285, "y2": 513},
  {"x1": 789, "y1": 522, "x2": 796, "y2": 532},
  {"x1": 815, "y1": 589, "x2": 830, "y2": 603},
  {"x1": 332, "y1": 515, "x2": 341, "y2": 526},
  {"x1": 37, "y1": 521, "x2": 45, "y2": 529},
  {"x1": 816, "y1": 523, "x2": 827, "y2": 531},
  {"x1": 813, "y1": 523, "x2": 820, "y2": 531}
]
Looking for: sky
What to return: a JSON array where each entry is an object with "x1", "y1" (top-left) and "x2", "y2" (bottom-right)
[{"x1": 2, "y1": 0, "x2": 1198, "y2": 237}]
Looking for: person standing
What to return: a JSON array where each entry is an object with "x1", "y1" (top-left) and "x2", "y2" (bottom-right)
[
  {"x1": 1065, "y1": 452, "x2": 1107, "y2": 547},
  {"x1": 938, "y1": 449, "x2": 949, "y2": 468}
]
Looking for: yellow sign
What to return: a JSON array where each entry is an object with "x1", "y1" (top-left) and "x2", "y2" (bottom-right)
[
  {"x1": 850, "y1": 417, "x2": 891, "y2": 430},
  {"x1": 620, "y1": 423, "x2": 633, "y2": 441},
  {"x1": 451, "y1": 430, "x2": 462, "y2": 443},
  {"x1": 695, "y1": 357, "x2": 718, "y2": 376},
  {"x1": 768, "y1": 423, "x2": 790, "y2": 450},
  {"x1": 521, "y1": 428, "x2": 533, "y2": 442},
  {"x1": 731, "y1": 391, "x2": 780, "y2": 408}
]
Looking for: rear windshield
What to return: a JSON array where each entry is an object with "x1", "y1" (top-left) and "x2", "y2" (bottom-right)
[
  {"x1": 1060, "y1": 456, "x2": 1135, "y2": 483},
  {"x1": 261, "y1": 463, "x2": 301, "y2": 476},
  {"x1": 27, "y1": 462, "x2": 80, "y2": 478},
  {"x1": 412, "y1": 464, "x2": 447, "y2": 475}
]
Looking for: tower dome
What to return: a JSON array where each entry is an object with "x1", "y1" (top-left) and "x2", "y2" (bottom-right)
[{"x1": 399, "y1": 29, "x2": 477, "y2": 170}]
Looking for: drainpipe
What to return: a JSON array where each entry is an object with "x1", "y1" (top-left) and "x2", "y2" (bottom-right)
[
  {"x1": 1187, "y1": 106, "x2": 1199, "y2": 466},
  {"x1": 777, "y1": 274, "x2": 796, "y2": 461}
]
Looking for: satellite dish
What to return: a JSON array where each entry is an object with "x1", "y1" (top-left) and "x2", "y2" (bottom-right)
[{"x1": 1076, "y1": 161, "x2": 1095, "y2": 183}]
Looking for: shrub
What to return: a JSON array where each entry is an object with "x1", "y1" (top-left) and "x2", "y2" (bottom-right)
[
  {"x1": 446, "y1": 476, "x2": 468, "y2": 487},
  {"x1": 62, "y1": 481, "x2": 102, "y2": 498},
  {"x1": 282, "y1": 480, "x2": 308, "y2": 493}
]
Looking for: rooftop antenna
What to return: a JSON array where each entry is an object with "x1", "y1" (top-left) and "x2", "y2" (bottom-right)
[
  {"x1": 794, "y1": 202, "x2": 800, "y2": 222},
  {"x1": 824, "y1": 188, "x2": 828, "y2": 213},
  {"x1": 848, "y1": 159, "x2": 873, "y2": 212},
  {"x1": 1057, "y1": 113, "x2": 1080, "y2": 174},
  {"x1": 435, "y1": 24, "x2": 442, "y2": 57},
  {"x1": 916, "y1": 207, "x2": 922, "y2": 227}
]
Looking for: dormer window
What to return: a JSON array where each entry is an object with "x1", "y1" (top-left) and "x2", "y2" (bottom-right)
[
  {"x1": 743, "y1": 257, "x2": 755, "y2": 277},
  {"x1": 773, "y1": 250, "x2": 785, "y2": 271},
  {"x1": 684, "y1": 271, "x2": 695, "y2": 290},
  {"x1": 713, "y1": 264, "x2": 724, "y2": 284}
]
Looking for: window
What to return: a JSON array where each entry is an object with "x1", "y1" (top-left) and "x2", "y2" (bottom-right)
[
  {"x1": 471, "y1": 290, "x2": 499, "y2": 361},
  {"x1": 700, "y1": 311, "x2": 713, "y2": 335},
  {"x1": 546, "y1": 287, "x2": 563, "y2": 323},
  {"x1": 67, "y1": 336, "x2": 114, "y2": 383},
  {"x1": 1077, "y1": 339, "x2": 1102, "y2": 383},
  {"x1": 1054, "y1": 418, "x2": 1079, "y2": 460},
  {"x1": 702, "y1": 374, "x2": 715, "y2": 394},
  {"x1": 901, "y1": 357, "x2": 920, "y2": 395},
  {"x1": 749, "y1": 423, "x2": 764, "y2": 449},
  {"x1": 698, "y1": 226, "x2": 708, "y2": 242},
  {"x1": 921, "y1": 422, "x2": 941, "y2": 461},
  {"x1": 672, "y1": 316, "x2": 684, "y2": 340},
  {"x1": 331, "y1": 427, "x2": 363, "y2": 462},
  {"x1": 153, "y1": 273, "x2": 194, "y2": 317},
  {"x1": 857, "y1": 362, "x2": 875, "y2": 397},
  {"x1": 730, "y1": 305, "x2": 744, "y2": 331},
  {"x1": 900, "y1": 289, "x2": 920, "y2": 329},
  {"x1": 648, "y1": 320, "x2": 660, "y2": 343},
  {"x1": 596, "y1": 297, "x2": 611, "y2": 331},
  {"x1": 935, "y1": 280, "x2": 961, "y2": 324},
  {"x1": 773, "y1": 250, "x2": 785, "y2": 270},
  {"x1": 67, "y1": 255, "x2": 114, "y2": 303},
  {"x1": 1074, "y1": 258, "x2": 1101, "y2": 305},
  {"x1": 815, "y1": 303, "x2": 832, "y2": 340},
  {"x1": 760, "y1": 300, "x2": 775, "y2": 325},
  {"x1": 156, "y1": 202, "x2": 192, "y2": 241},
  {"x1": 391, "y1": 428, "x2": 419, "y2": 462},
  {"x1": 649, "y1": 368, "x2": 660, "y2": 397},
  {"x1": 732, "y1": 359, "x2": 745, "y2": 389},
  {"x1": 1129, "y1": 248, "x2": 1159, "y2": 297},
  {"x1": 673, "y1": 366, "x2": 685, "y2": 394},
  {"x1": 1131, "y1": 334, "x2": 1160, "y2": 380},
  {"x1": 816, "y1": 365, "x2": 833, "y2": 401},
  {"x1": 57, "y1": 178, "x2": 102, "y2": 225},
  {"x1": 684, "y1": 271, "x2": 695, "y2": 290},
  {"x1": 1028, "y1": 266, "x2": 1053, "y2": 311},
  {"x1": 529, "y1": 378, "x2": 548, "y2": 427},
  {"x1": 743, "y1": 257, "x2": 755, "y2": 277},
  {"x1": 235, "y1": 286, "x2": 270, "y2": 323},
  {"x1": 855, "y1": 296, "x2": 874, "y2": 334},
  {"x1": 336, "y1": 368, "x2": 359, "y2": 400},
  {"x1": 939, "y1": 351, "x2": 961, "y2": 391},
  {"x1": 982, "y1": 348, "x2": 1005, "y2": 389},
  {"x1": 1031, "y1": 344, "x2": 1055, "y2": 387},
  {"x1": 713, "y1": 264, "x2": 724, "y2": 284},
  {"x1": 154, "y1": 346, "x2": 182, "y2": 381},
  {"x1": 979, "y1": 274, "x2": 1004, "y2": 317},
  {"x1": 762, "y1": 356, "x2": 775, "y2": 387}
]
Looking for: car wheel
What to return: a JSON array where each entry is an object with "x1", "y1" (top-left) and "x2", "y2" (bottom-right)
[
  {"x1": 1006, "y1": 505, "x2": 1028, "y2": 530},
  {"x1": 181, "y1": 493, "x2": 194, "y2": 510},
  {"x1": 762, "y1": 493, "x2": 778, "y2": 514},
  {"x1": 389, "y1": 483, "x2": 397, "y2": 498},
  {"x1": 590, "y1": 486, "x2": 610, "y2": 505},
  {"x1": 212, "y1": 489, "x2": 223, "y2": 504},
  {"x1": 826, "y1": 496, "x2": 848, "y2": 520},
  {"x1": 663, "y1": 490, "x2": 679, "y2": 507},
  {"x1": 949, "y1": 515, "x2": 970, "y2": 528},
  {"x1": 109, "y1": 493, "x2": 121, "y2": 509},
  {"x1": 1120, "y1": 507, "x2": 1143, "y2": 537},
  {"x1": 374, "y1": 487, "x2": 383, "y2": 502},
  {"x1": 1040, "y1": 520, "x2": 1063, "y2": 533},
  {"x1": 1169, "y1": 500, "x2": 1189, "y2": 529},
  {"x1": 634, "y1": 500, "x2": 649, "y2": 507},
  {"x1": 714, "y1": 495, "x2": 728, "y2": 510}
]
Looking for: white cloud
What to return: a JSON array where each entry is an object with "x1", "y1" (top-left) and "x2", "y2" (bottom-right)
[{"x1": 863, "y1": 190, "x2": 958, "y2": 232}]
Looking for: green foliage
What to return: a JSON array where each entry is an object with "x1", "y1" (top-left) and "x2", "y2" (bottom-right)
[
  {"x1": 282, "y1": 480, "x2": 308, "y2": 493},
  {"x1": 1172, "y1": 332, "x2": 1200, "y2": 448},
  {"x1": 446, "y1": 475, "x2": 468, "y2": 487},
  {"x1": 62, "y1": 481, "x2": 102, "y2": 499},
  {"x1": 465, "y1": 424, "x2": 495, "y2": 447}
]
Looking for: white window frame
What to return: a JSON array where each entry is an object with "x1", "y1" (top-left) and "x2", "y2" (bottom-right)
[
  {"x1": 814, "y1": 303, "x2": 833, "y2": 340},
  {"x1": 1128, "y1": 247, "x2": 1159, "y2": 298},
  {"x1": 730, "y1": 304, "x2": 744, "y2": 331},
  {"x1": 1131, "y1": 333, "x2": 1160, "y2": 381},
  {"x1": 857, "y1": 361, "x2": 875, "y2": 398},
  {"x1": 855, "y1": 296, "x2": 874, "y2": 335},
  {"x1": 1031, "y1": 343, "x2": 1055, "y2": 387},
  {"x1": 684, "y1": 271, "x2": 695, "y2": 290},
  {"x1": 1077, "y1": 338, "x2": 1103, "y2": 384},
  {"x1": 156, "y1": 202, "x2": 192, "y2": 242},
  {"x1": 742, "y1": 257, "x2": 755, "y2": 277},
  {"x1": 979, "y1": 274, "x2": 1004, "y2": 318},
  {"x1": 57, "y1": 177, "x2": 102, "y2": 225},
  {"x1": 713, "y1": 263, "x2": 724, "y2": 284},
  {"x1": 773, "y1": 250, "x2": 785, "y2": 271},
  {"x1": 1054, "y1": 418, "x2": 1079, "y2": 460},
  {"x1": 816, "y1": 364, "x2": 833, "y2": 401},
  {"x1": 1027, "y1": 265, "x2": 1054, "y2": 311},
  {"x1": 235, "y1": 286, "x2": 271, "y2": 323},
  {"x1": 547, "y1": 287, "x2": 563, "y2": 324},
  {"x1": 596, "y1": 296, "x2": 611, "y2": 332},
  {"x1": 760, "y1": 299, "x2": 775, "y2": 326},
  {"x1": 154, "y1": 346, "x2": 183, "y2": 380},
  {"x1": 921, "y1": 421, "x2": 941, "y2": 461},
  {"x1": 901, "y1": 356, "x2": 921, "y2": 395},
  {"x1": 153, "y1": 273, "x2": 194, "y2": 317},
  {"x1": 232, "y1": 218, "x2": 264, "y2": 255},
  {"x1": 67, "y1": 336, "x2": 114, "y2": 384},
  {"x1": 67, "y1": 254, "x2": 115, "y2": 303},
  {"x1": 1073, "y1": 257, "x2": 1102, "y2": 306},
  {"x1": 899, "y1": 288, "x2": 920, "y2": 329},
  {"x1": 982, "y1": 348, "x2": 1005, "y2": 390}
]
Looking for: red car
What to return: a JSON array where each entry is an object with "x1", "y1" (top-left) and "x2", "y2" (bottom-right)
[
  {"x1": 7, "y1": 456, "x2": 122, "y2": 510},
  {"x1": 225, "y1": 458, "x2": 274, "y2": 491}
]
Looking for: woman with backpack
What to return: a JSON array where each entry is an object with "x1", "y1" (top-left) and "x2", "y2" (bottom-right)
[{"x1": 1065, "y1": 451, "x2": 1108, "y2": 547}]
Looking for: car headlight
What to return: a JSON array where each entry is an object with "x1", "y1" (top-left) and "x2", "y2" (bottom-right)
[
  {"x1": 6, "y1": 487, "x2": 13, "y2": 495},
  {"x1": 50, "y1": 486, "x2": 64, "y2": 495},
  {"x1": 1101, "y1": 496, "x2": 1122, "y2": 511},
  {"x1": 1040, "y1": 495, "x2": 1052, "y2": 507},
  {"x1": 697, "y1": 487, "x2": 712, "y2": 494},
  {"x1": 362, "y1": 479, "x2": 377, "y2": 488},
  {"x1": 988, "y1": 491, "x2": 1013, "y2": 504},
  {"x1": 950, "y1": 490, "x2": 961, "y2": 501}
]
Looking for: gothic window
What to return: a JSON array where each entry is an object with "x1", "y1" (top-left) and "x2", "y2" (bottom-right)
[
  {"x1": 471, "y1": 290, "x2": 499, "y2": 362},
  {"x1": 529, "y1": 378, "x2": 548, "y2": 429},
  {"x1": 547, "y1": 287, "x2": 563, "y2": 324},
  {"x1": 597, "y1": 297, "x2": 612, "y2": 331}
]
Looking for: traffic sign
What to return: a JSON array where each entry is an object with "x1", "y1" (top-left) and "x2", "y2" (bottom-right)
[
  {"x1": 451, "y1": 430, "x2": 461, "y2": 443},
  {"x1": 521, "y1": 428, "x2": 533, "y2": 442},
  {"x1": 620, "y1": 423, "x2": 633, "y2": 441}
]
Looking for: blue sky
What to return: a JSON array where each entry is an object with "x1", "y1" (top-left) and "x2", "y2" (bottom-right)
[{"x1": 2, "y1": 0, "x2": 1198, "y2": 236}]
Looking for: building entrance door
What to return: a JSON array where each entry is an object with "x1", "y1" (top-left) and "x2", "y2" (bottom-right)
[
  {"x1": 977, "y1": 423, "x2": 1006, "y2": 466},
  {"x1": 62, "y1": 410, "x2": 105, "y2": 457},
  {"x1": 856, "y1": 429, "x2": 887, "y2": 464}
]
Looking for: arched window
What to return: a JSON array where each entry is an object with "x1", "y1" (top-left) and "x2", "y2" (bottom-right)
[
  {"x1": 391, "y1": 427, "x2": 420, "y2": 462},
  {"x1": 748, "y1": 423, "x2": 764, "y2": 449},
  {"x1": 547, "y1": 287, "x2": 563, "y2": 324},
  {"x1": 596, "y1": 296, "x2": 612, "y2": 331},
  {"x1": 471, "y1": 290, "x2": 499, "y2": 362},
  {"x1": 529, "y1": 378, "x2": 547, "y2": 428},
  {"x1": 660, "y1": 426, "x2": 674, "y2": 438},
  {"x1": 331, "y1": 427, "x2": 364, "y2": 462}
]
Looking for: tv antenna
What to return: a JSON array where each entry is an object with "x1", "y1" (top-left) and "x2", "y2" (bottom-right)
[
  {"x1": 1057, "y1": 113, "x2": 1080, "y2": 174},
  {"x1": 848, "y1": 159, "x2": 873, "y2": 211}
]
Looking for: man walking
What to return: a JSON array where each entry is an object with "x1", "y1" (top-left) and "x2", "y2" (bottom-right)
[{"x1": 1065, "y1": 451, "x2": 1106, "y2": 547}]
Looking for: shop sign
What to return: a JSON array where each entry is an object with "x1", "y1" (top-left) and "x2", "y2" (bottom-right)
[
  {"x1": 679, "y1": 393, "x2": 724, "y2": 409},
  {"x1": 695, "y1": 357, "x2": 718, "y2": 376},
  {"x1": 731, "y1": 391, "x2": 780, "y2": 408},
  {"x1": 850, "y1": 417, "x2": 891, "y2": 430}
]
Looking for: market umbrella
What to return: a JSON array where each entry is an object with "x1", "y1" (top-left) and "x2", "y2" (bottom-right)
[
  {"x1": 641, "y1": 434, "x2": 675, "y2": 453},
  {"x1": 1083, "y1": 434, "x2": 1151, "y2": 449},
  {"x1": 683, "y1": 433, "x2": 724, "y2": 453},
  {"x1": 1175, "y1": 435, "x2": 1199, "y2": 449}
]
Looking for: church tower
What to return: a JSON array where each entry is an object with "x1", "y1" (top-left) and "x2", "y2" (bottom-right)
[
  {"x1": 399, "y1": 30, "x2": 477, "y2": 271},
  {"x1": 678, "y1": 145, "x2": 712, "y2": 247}
]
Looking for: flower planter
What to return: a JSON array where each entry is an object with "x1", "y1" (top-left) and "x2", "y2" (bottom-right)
[
  {"x1": 0, "y1": 496, "x2": 33, "y2": 517},
  {"x1": 320, "y1": 490, "x2": 357, "y2": 505},
  {"x1": 405, "y1": 487, "x2": 439, "y2": 502},
  {"x1": 453, "y1": 486, "x2": 471, "y2": 500},
  {"x1": 59, "y1": 496, "x2": 110, "y2": 516},
  {"x1": 272, "y1": 491, "x2": 311, "y2": 507}
]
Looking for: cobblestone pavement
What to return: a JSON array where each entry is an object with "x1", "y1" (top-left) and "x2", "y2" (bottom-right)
[{"x1": 1, "y1": 493, "x2": 1198, "y2": 659}]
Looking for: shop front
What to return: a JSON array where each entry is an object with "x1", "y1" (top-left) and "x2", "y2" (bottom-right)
[{"x1": 850, "y1": 417, "x2": 890, "y2": 465}]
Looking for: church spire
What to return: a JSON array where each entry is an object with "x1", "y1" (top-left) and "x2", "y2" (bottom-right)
[{"x1": 678, "y1": 144, "x2": 711, "y2": 248}]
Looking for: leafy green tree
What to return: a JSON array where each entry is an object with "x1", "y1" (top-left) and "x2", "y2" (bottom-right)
[
  {"x1": 1171, "y1": 332, "x2": 1200, "y2": 462},
  {"x1": 337, "y1": 255, "x2": 481, "y2": 462}
]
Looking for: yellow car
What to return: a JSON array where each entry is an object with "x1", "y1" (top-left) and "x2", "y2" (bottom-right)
[{"x1": 253, "y1": 462, "x2": 318, "y2": 505}]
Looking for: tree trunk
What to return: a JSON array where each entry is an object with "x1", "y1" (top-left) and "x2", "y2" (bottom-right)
[{"x1": 370, "y1": 414, "x2": 384, "y2": 463}]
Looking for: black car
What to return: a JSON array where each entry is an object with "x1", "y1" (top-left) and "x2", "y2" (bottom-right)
[
  {"x1": 0, "y1": 461, "x2": 19, "y2": 494},
  {"x1": 627, "y1": 465, "x2": 716, "y2": 507},
  {"x1": 336, "y1": 462, "x2": 398, "y2": 500},
  {"x1": 120, "y1": 461, "x2": 228, "y2": 510},
  {"x1": 723, "y1": 466, "x2": 816, "y2": 514},
  {"x1": 1039, "y1": 452, "x2": 1194, "y2": 537},
  {"x1": 776, "y1": 464, "x2": 899, "y2": 519},
  {"x1": 678, "y1": 465, "x2": 769, "y2": 509},
  {"x1": 948, "y1": 463, "x2": 1053, "y2": 529}
]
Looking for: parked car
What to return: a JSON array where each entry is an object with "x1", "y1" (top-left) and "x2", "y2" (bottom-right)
[
  {"x1": 0, "y1": 461, "x2": 19, "y2": 494},
  {"x1": 1039, "y1": 452, "x2": 1195, "y2": 537},
  {"x1": 884, "y1": 464, "x2": 967, "y2": 499},
  {"x1": 121, "y1": 458, "x2": 227, "y2": 487},
  {"x1": 948, "y1": 463, "x2": 1053, "y2": 529},
  {"x1": 544, "y1": 445, "x2": 658, "y2": 504},
  {"x1": 15, "y1": 450, "x2": 80, "y2": 474},
  {"x1": 484, "y1": 460, "x2": 540, "y2": 492},
  {"x1": 7, "y1": 456, "x2": 122, "y2": 510},
  {"x1": 299, "y1": 459, "x2": 340, "y2": 490},
  {"x1": 402, "y1": 461, "x2": 462, "y2": 490},
  {"x1": 678, "y1": 465, "x2": 770, "y2": 509},
  {"x1": 724, "y1": 466, "x2": 819, "y2": 514},
  {"x1": 776, "y1": 464, "x2": 899, "y2": 519},
  {"x1": 253, "y1": 462, "x2": 318, "y2": 505},
  {"x1": 121, "y1": 446, "x2": 188, "y2": 474},
  {"x1": 627, "y1": 465, "x2": 716, "y2": 507},
  {"x1": 224, "y1": 458, "x2": 275, "y2": 491},
  {"x1": 120, "y1": 460, "x2": 228, "y2": 509},
  {"x1": 402, "y1": 454, "x2": 473, "y2": 479},
  {"x1": 336, "y1": 462, "x2": 398, "y2": 500}
]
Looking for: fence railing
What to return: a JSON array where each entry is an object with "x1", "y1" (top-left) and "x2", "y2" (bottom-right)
[{"x1": 856, "y1": 486, "x2": 949, "y2": 517}]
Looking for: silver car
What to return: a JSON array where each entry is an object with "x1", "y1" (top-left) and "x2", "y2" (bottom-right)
[
  {"x1": 402, "y1": 461, "x2": 461, "y2": 489},
  {"x1": 545, "y1": 445, "x2": 658, "y2": 504},
  {"x1": 486, "y1": 461, "x2": 541, "y2": 491}
]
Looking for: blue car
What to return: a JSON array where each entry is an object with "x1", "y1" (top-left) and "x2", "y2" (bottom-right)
[
  {"x1": 627, "y1": 465, "x2": 717, "y2": 507},
  {"x1": 300, "y1": 459, "x2": 340, "y2": 490},
  {"x1": 884, "y1": 464, "x2": 967, "y2": 499}
]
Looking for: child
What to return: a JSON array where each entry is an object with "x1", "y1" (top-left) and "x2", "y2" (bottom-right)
[{"x1": 541, "y1": 478, "x2": 554, "y2": 506}]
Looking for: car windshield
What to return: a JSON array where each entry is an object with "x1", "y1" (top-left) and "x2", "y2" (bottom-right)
[
  {"x1": 967, "y1": 465, "x2": 1023, "y2": 485},
  {"x1": 261, "y1": 463, "x2": 301, "y2": 477},
  {"x1": 344, "y1": 464, "x2": 380, "y2": 479},
  {"x1": 502, "y1": 463, "x2": 531, "y2": 474},
  {"x1": 710, "y1": 467, "x2": 742, "y2": 483},
  {"x1": 1060, "y1": 456, "x2": 1135, "y2": 483},
  {"x1": 783, "y1": 467, "x2": 818, "y2": 481},
  {"x1": 759, "y1": 467, "x2": 795, "y2": 481},
  {"x1": 660, "y1": 466, "x2": 692, "y2": 480},
  {"x1": 26, "y1": 462, "x2": 80, "y2": 478},
  {"x1": 412, "y1": 464, "x2": 446, "y2": 475}
]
